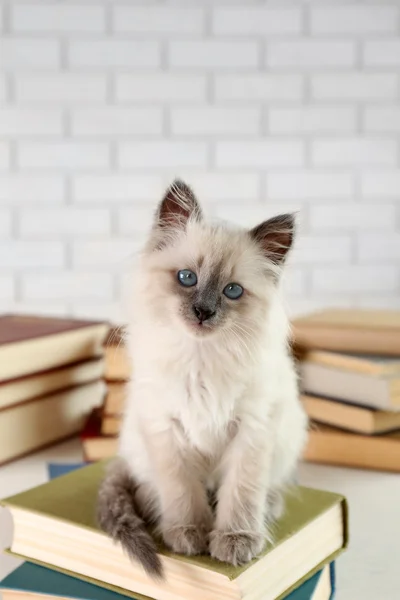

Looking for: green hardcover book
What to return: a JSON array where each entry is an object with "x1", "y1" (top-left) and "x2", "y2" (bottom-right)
[{"x1": 1, "y1": 461, "x2": 347, "y2": 600}]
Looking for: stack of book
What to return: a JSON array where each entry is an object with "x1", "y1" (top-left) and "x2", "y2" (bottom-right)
[
  {"x1": 292, "y1": 309, "x2": 400, "y2": 472},
  {"x1": 81, "y1": 326, "x2": 130, "y2": 462},
  {"x1": 0, "y1": 461, "x2": 348, "y2": 600},
  {"x1": 0, "y1": 314, "x2": 108, "y2": 465}
]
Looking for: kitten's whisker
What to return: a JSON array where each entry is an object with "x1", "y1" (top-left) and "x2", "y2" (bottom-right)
[
  {"x1": 227, "y1": 326, "x2": 253, "y2": 360},
  {"x1": 106, "y1": 324, "x2": 129, "y2": 368}
]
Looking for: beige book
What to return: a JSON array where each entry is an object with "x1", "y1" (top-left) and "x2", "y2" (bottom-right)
[
  {"x1": 302, "y1": 394, "x2": 400, "y2": 434},
  {"x1": 0, "y1": 381, "x2": 105, "y2": 465},
  {"x1": 83, "y1": 437, "x2": 118, "y2": 463},
  {"x1": 104, "y1": 382, "x2": 127, "y2": 415},
  {"x1": 101, "y1": 414, "x2": 121, "y2": 436},
  {"x1": 300, "y1": 361, "x2": 400, "y2": 411},
  {"x1": 0, "y1": 314, "x2": 108, "y2": 381},
  {"x1": 104, "y1": 327, "x2": 131, "y2": 381},
  {"x1": 0, "y1": 358, "x2": 104, "y2": 411},
  {"x1": 297, "y1": 348, "x2": 400, "y2": 376},
  {"x1": 0, "y1": 560, "x2": 334, "y2": 600},
  {"x1": 292, "y1": 308, "x2": 400, "y2": 355},
  {"x1": 80, "y1": 409, "x2": 118, "y2": 462},
  {"x1": 304, "y1": 423, "x2": 400, "y2": 473}
]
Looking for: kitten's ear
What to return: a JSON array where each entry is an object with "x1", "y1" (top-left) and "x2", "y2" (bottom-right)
[
  {"x1": 250, "y1": 213, "x2": 295, "y2": 265},
  {"x1": 156, "y1": 179, "x2": 203, "y2": 230}
]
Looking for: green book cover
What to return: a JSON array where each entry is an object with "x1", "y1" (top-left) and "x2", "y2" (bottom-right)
[{"x1": 1, "y1": 460, "x2": 348, "y2": 599}]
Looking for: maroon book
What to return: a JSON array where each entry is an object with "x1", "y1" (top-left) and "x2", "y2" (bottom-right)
[{"x1": 0, "y1": 314, "x2": 109, "y2": 382}]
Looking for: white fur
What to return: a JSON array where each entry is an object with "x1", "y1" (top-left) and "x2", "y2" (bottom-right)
[{"x1": 118, "y1": 203, "x2": 308, "y2": 562}]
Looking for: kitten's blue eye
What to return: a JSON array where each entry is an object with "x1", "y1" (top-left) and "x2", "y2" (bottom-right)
[
  {"x1": 223, "y1": 283, "x2": 243, "y2": 300},
  {"x1": 177, "y1": 269, "x2": 197, "y2": 287}
]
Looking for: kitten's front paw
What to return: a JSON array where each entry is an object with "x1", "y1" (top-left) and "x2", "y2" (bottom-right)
[
  {"x1": 163, "y1": 525, "x2": 208, "y2": 556},
  {"x1": 209, "y1": 530, "x2": 265, "y2": 566}
]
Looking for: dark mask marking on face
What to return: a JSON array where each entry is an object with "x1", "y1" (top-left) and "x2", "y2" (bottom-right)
[{"x1": 194, "y1": 266, "x2": 223, "y2": 316}]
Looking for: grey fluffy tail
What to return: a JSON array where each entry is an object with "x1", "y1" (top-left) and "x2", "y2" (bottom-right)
[{"x1": 97, "y1": 460, "x2": 164, "y2": 580}]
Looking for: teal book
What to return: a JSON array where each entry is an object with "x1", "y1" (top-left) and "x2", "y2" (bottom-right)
[
  {"x1": 0, "y1": 561, "x2": 335, "y2": 600},
  {"x1": 0, "y1": 563, "x2": 131, "y2": 600}
]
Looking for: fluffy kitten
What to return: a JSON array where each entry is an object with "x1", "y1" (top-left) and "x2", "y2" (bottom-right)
[{"x1": 97, "y1": 180, "x2": 308, "y2": 579}]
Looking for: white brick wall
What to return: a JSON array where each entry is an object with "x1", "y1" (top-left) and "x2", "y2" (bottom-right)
[
  {"x1": 170, "y1": 107, "x2": 260, "y2": 136},
  {"x1": 0, "y1": 143, "x2": 10, "y2": 170},
  {"x1": 169, "y1": 41, "x2": 259, "y2": 68},
  {"x1": 72, "y1": 175, "x2": 163, "y2": 203},
  {"x1": 0, "y1": 109, "x2": 63, "y2": 136},
  {"x1": 215, "y1": 74, "x2": 304, "y2": 102},
  {"x1": 17, "y1": 142, "x2": 111, "y2": 169},
  {"x1": 11, "y1": 5, "x2": 106, "y2": 34},
  {"x1": 267, "y1": 172, "x2": 354, "y2": 201},
  {"x1": 68, "y1": 41, "x2": 161, "y2": 68},
  {"x1": 311, "y1": 73, "x2": 398, "y2": 101},
  {"x1": 267, "y1": 41, "x2": 356, "y2": 69},
  {"x1": 212, "y1": 8, "x2": 302, "y2": 35},
  {"x1": 0, "y1": 175, "x2": 65, "y2": 203},
  {"x1": 1, "y1": 39, "x2": 61, "y2": 69},
  {"x1": 71, "y1": 108, "x2": 163, "y2": 137},
  {"x1": 113, "y1": 8, "x2": 205, "y2": 34},
  {"x1": 22, "y1": 273, "x2": 114, "y2": 301},
  {"x1": 268, "y1": 107, "x2": 357, "y2": 135},
  {"x1": 118, "y1": 142, "x2": 208, "y2": 169},
  {"x1": 0, "y1": 210, "x2": 12, "y2": 238},
  {"x1": 1, "y1": 0, "x2": 399, "y2": 321},
  {"x1": 19, "y1": 209, "x2": 112, "y2": 238},
  {"x1": 0, "y1": 76, "x2": 7, "y2": 102},
  {"x1": 310, "y1": 6, "x2": 398, "y2": 35},
  {"x1": 116, "y1": 74, "x2": 207, "y2": 103},
  {"x1": 216, "y1": 141, "x2": 304, "y2": 168},
  {"x1": 0, "y1": 242, "x2": 65, "y2": 269},
  {"x1": 15, "y1": 74, "x2": 108, "y2": 104}
]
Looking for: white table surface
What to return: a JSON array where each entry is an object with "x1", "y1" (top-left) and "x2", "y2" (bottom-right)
[{"x1": 1, "y1": 439, "x2": 399, "y2": 599}]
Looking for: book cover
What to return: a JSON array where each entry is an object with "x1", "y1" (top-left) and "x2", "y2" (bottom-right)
[
  {"x1": 101, "y1": 414, "x2": 121, "y2": 436},
  {"x1": 104, "y1": 327, "x2": 131, "y2": 382},
  {"x1": 299, "y1": 361, "x2": 400, "y2": 411},
  {"x1": 0, "y1": 563, "x2": 136, "y2": 600},
  {"x1": 80, "y1": 409, "x2": 118, "y2": 462},
  {"x1": 0, "y1": 381, "x2": 105, "y2": 466},
  {"x1": 0, "y1": 358, "x2": 104, "y2": 412},
  {"x1": 0, "y1": 557, "x2": 335, "y2": 600},
  {"x1": 0, "y1": 463, "x2": 336, "y2": 600},
  {"x1": 17, "y1": 463, "x2": 327, "y2": 600},
  {"x1": 291, "y1": 309, "x2": 400, "y2": 355},
  {"x1": 104, "y1": 382, "x2": 127, "y2": 415},
  {"x1": 0, "y1": 315, "x2": 109, "y2": 382},
  {"x1": 285, "y1": 563, "x2": 335, "y2": 600},
  {"x1": 304, "y1": 423, "x2": 400, "y2": 472},
  {"x1": 301, "y1": 394, "x2": 400, "y2": 435},
  {"x1": 47, "y1": 463, "x2": 87, "y2": 480},
  {"x1": 2, "y1": 461, "x2": 347, "y2": 600},
  {"x1": 0, "y1": 315, "x2": 106, "y2": 346},
  {"x1": 296, "y1": 348, "x2": 400, "y2": 377}
]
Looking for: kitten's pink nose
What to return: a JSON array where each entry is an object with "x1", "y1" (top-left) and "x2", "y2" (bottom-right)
[{"x1": 193, "y1": 304, "x2": 215, "y2": 323}]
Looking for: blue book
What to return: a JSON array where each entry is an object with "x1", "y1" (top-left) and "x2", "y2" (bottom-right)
[
  {"x1": 47, "y1": 463, "x2": 87, "y2": 480},
  {"x1": 0, "y1": 463, "x2": 336, "y2": 600}
]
